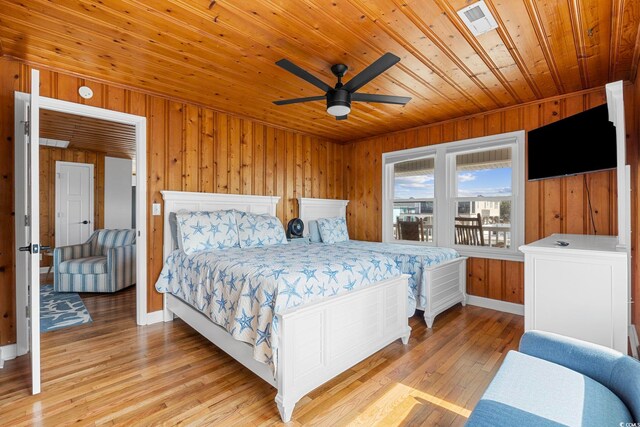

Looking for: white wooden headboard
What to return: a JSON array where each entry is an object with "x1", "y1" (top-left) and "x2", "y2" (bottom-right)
[
  {"x1": 297, "y1": 197, "x2": 349, "y2": 237},
  {"x1": 160, "y1": 191, "x2": 281, "y2": 259}
]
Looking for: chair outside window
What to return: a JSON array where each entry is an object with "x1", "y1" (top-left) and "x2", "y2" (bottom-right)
[
  {"x1": 454, "y1": 213, "x2": 485, "y2": 246},
  {"x1": 53, "y1": 229, "x2": 136, "y2": 293},
  {"x1": 397, "y1": 218, "x2": 424, "y2": 241}
]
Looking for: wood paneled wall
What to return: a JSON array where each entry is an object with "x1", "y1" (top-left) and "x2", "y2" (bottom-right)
[
  {"x1": 344, "y1": 85, "x2": 637, "y2": 307},
  {"x1": 39, "y1": 146, "x2": 106, "y2": 268},
  {"x1": 0, "y1": 57, "x2": 344, "y2": 345}
]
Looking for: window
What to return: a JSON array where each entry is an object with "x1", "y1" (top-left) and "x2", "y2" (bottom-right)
[
  {"x1": 451, "y1": 147, "x2": 513, "y2": 249},
  {"x1": 392, "y1": 157, "x2": 435, "y2": 242},
  {"x1": 382, "y1": 131, "x2": 525, "y2": 261}
]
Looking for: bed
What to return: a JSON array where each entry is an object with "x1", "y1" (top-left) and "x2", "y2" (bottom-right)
[
  {"x1": 156, "y1": 191, "x2": 411, "y2": 422},
  {"x1": 298, "y1": 197, "x2": 468, "y2": 328}
]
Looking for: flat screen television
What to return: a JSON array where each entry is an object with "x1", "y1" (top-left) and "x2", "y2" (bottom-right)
[{"x1": 527, "y1": 104, "x2": 617, "y2": 181}]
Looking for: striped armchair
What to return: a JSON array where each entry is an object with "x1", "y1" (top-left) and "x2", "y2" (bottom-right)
[{"x1": 53, "y1": 229, "x2": 136, "y2": 293}]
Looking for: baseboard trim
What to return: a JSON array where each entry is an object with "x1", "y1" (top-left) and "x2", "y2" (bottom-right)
[
  {"x1": 466, "y1": 295, "x2": 524, "y2": 316},
  {"x1": 146, "y1": 310, "x2": 164, "y2": 325},
  {"x1": 630, "y1": 324, "x2": 639, "y2": 359},
  {"x1": 0, "y1": 344, "x2": 17, "y2": 368}
]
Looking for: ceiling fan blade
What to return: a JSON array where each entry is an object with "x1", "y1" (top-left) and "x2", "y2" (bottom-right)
[
  {"x1": 335, "y1": 115, "x2": 348, "y2": 121},
  {"x1": 273, "y1": 96, "x2": 326, "y2": 106},
  {"x1": 351, "y1": 93, "x2": 411, "y2": 105},
  {"x1": 343, "y1": 53, "x2": 401, "y2": 93},
  {"x1": 275, "y1": 59, "x2": 332, "y2": 93}
]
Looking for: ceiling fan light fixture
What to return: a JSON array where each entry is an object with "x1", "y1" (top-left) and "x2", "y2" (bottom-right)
[
  {"x1": 274, "y1": 52, "x2": 410, "y2": 120},
  {"x1": 327, "y1": 104, "x2": 350, "y2": 116}
]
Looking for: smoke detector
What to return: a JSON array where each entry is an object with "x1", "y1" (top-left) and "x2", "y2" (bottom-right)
[{"x1": 457, "y1": 1, "x2": 498, "y2": 36}]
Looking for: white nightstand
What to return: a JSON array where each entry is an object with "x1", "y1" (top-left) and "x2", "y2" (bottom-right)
[{"x1": 287, "y1": 236, "x2": 310, "y2": 245}]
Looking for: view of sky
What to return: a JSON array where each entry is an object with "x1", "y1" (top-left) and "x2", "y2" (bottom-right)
[
  {"x1": 394, "y1": 167, "x2": 512, "y2": 199},
  {"x1": 394, "y1": 174, "x2": 434, "y2": 199},
  {"x1": 457, "y1": 167, "x2": 512, "y2": 197}
]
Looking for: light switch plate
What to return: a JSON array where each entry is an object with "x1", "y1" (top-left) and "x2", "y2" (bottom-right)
[{"x1": 152, "y1": 203, "x2": 161, "y2": 216}]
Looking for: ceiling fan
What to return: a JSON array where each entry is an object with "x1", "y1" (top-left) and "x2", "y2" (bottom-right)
[{"x1": 273, "y1": 52, "x2": 411, "y2": 120}]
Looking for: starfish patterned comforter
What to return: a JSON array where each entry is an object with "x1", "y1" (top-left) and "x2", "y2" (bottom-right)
[
  {"x1": 155, "y1": 243, "x2": 401, "y2": 376},
  {"x1": 329, "y1": 241, "x2": 459, "y2": 315}
]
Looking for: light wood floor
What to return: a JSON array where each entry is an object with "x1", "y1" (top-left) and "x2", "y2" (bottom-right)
[{"x1": 0, "y1": 285, "x2": 523, "y2": 426}]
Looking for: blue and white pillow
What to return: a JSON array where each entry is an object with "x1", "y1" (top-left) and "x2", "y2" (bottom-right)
[
  {"x1": 235, "y1": 211, "x2": 287, "y2": 248},
  {"x1": 175, "y1": 210, "x2": 239, "y2": 254},
  {"x1": 317, "y1": 217, "x2": 349, "y2": 244}
]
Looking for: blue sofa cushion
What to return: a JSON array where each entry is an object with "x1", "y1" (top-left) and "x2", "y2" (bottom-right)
[
  {"x1": 520, "y1": 330, "x2": 640, "y2": 422},
  {"x1": 58, "y1": 256, "x2": 107, "y2": 274},
  {"x1": 466, "y1": 350, "x2": 632, "y2": 427}
]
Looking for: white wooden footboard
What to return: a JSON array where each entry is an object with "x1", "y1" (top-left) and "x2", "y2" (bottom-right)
[
  {"x1": 419, "y1": 257, "x2": 467, "y2": 328},
  {"x1": 275, "y1": 274, "x2": 411, "y2": 421},
  {"x1": 165, "y1": 274, "x2": 410, "y2": 423}
]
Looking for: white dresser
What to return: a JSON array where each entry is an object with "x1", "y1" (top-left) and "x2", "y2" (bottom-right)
[{"x1": 519, "y1": 234, "x2": 629, "y2": 353}]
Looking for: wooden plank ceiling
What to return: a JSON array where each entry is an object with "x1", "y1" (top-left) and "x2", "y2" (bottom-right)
[
  {"x1": 1, "y1": 0, "x2": 639, "y2": 141},
  {"x1": 40, "y1": 109, "x2": 136, "y2": 161}
]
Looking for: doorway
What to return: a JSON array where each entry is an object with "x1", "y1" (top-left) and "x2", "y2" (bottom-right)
[
  {"x1": 14, "y1": 86, "x2": 148, "y2": 394},
  {"x1": 55, "y1": 161, "x2": 95, "y2": 248}
]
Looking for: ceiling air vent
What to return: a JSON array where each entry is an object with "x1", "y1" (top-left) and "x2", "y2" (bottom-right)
[
  {"x1": 40, "y1": 138, "x2": 70, "y2": 148},
  {"x1": 457, "y1": 0, "x2": 498, "y2": 36}
]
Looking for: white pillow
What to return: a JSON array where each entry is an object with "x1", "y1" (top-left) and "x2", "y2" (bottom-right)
[
  {"x1": 235, "y1": 211, "x2": 287, "y2": 248},
  {"x1": 317, "y1": 217, "x2": 349, "y2": 244},
  {"x1": 175, "y1": 210, "x2": 239, "y2": 254}
]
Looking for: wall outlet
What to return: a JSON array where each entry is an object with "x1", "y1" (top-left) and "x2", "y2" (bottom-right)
[{"x1": 152, "y1": 203, "x2": 161, "y2": 216}]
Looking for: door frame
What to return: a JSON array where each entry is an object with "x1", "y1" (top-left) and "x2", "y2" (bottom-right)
[
  {"x1": 14, "y1": 92, "x2": 148, "y2": 330},
  {"x1": 55, "y1": 161, "x2": 95, "y2": 248}
]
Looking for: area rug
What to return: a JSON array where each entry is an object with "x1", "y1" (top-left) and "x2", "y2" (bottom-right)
[{"x1": 40, "y1": 285, "x2": 93, "y2": 332}]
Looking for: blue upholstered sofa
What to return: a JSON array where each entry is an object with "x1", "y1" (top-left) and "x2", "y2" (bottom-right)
[
  {"x1": 53, "y1": 229, "x2": 136, "y2": 293},
  {"x1": 467, "y1": 330, "x2": 640, "y2": 427}
]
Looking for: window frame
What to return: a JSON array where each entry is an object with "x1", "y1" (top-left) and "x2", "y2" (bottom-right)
[
  {"x1": 382, "y1": 130, "x2": 525, "y2": 261},
  {"x1": 391, "y1": 154, "x2": 436, "y2": 244}
]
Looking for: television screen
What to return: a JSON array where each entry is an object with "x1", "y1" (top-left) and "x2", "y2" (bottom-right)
[{"x1": 528, "y1": 104, "x2": 617, "y2": 181}]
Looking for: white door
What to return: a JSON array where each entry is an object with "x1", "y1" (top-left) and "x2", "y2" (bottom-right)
[
  {"x1": 55, "y1": 162, "x2": 94, "y2": 247},
  {"x1": 14, "y1": 69, "x2": 41, "y2": 394}
]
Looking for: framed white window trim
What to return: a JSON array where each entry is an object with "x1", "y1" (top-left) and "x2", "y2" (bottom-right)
[
  {"x1": 392, "y1": 154, "x2": 436, "y2": 243},
  {"x1": 382, "y1": 130, "x2": 525, "y2": 262}
]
